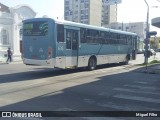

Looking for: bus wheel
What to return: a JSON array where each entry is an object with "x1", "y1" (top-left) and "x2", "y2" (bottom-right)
[
  {"x1": 88, "y1": 57, "x2": 96, "y2": 70},
  {"x1": 124, "y1": 55, "x2": 130, "y2": 65}
]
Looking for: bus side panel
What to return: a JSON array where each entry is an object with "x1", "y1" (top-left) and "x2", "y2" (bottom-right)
[
  {"x1": 55, "y1": 43, "x2": 66, "y2": 69},
  {"x1": 78, "y1": 44, "x2": 101, "y2": 67},
  {"x1": 78, "y1": 44, "x2": 130, "y2": 66}
]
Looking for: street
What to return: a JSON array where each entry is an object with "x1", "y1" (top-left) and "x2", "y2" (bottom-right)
[{"x1": 0, "y1": 54, "x2": 160, "y2": 120}]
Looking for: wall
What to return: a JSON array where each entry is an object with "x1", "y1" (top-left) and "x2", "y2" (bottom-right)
[
  {"x1": 0, "y1": 4, "x2": 36, "y2": 62},
  {"x1": 89, "y1": 0, "x2": 101, "y2": 26}
]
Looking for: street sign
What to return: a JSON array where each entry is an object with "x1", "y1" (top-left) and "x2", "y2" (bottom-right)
[{"x1": 103, "y1": 0, "x2": 122, "y2": 5}]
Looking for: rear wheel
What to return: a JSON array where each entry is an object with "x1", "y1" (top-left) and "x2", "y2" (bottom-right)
[
  {"x1": 124, "y1": 55, "x2": 130, "y2": 65},
  {"x1": 88, "y1": 57, "x2": 96, "y2": 70}
]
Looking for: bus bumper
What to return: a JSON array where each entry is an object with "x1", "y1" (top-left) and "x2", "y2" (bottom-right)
[{"x1": 23, "y1": 58, "x2": 55, "y2": 67}]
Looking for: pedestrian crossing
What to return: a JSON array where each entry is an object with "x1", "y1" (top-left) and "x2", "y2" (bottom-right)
[{"x1": 94, "y1": 80, "x2": 160, "y2": 111}]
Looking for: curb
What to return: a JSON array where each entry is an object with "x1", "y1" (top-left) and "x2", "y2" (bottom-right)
[{"x1": 144, "y1": 69, "x2": 160, "y2": 74}]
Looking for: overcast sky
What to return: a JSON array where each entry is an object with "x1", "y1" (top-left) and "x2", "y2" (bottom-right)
[{"x1": 0, "y1": 0, "x2": 160, "y2": 35}]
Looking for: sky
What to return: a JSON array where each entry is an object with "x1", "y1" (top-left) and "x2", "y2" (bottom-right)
[{"x1": 0, "y1": 0, "x2": 160, "y2": 36}]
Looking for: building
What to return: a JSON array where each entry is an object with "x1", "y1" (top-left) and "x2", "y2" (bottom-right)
[
  {"x1": 64, "y1": 0, "x2": 117, "y2": 26},
  {"x1": 151, "y1": 17, "x2": 160, "y2": 50},
  {"x1": 0, "y1": 3, "x2": 36, "y2": 62},
  {"x1": 105, "y1": 22, "x2": 147, "y2": 50}
]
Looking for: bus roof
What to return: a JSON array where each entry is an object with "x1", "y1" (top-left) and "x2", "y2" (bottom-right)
[
  {"x1": 55, "y1": 19, "x2": 137, "y2": 36},
  {"x1": 23, "y1": 18, "x2": 137, "y2": 36}
]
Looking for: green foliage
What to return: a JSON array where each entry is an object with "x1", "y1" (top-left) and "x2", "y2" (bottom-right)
[{"x1": 139, "y1": 60, "x2": 160, "y2": 66}]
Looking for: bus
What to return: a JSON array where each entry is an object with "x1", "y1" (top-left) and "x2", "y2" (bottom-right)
[{"x1": 22, "y1": 18, "x2": 137, "y2": 70}]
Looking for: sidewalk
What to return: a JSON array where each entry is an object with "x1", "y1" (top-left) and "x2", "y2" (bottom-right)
[{"x1": 0, "y1": 60, "x2": 23, "y2": 65}]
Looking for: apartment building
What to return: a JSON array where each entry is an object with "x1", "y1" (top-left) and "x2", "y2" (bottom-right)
[{"x1": 64, "y1": 0, "x2": 117, "y2": 26}]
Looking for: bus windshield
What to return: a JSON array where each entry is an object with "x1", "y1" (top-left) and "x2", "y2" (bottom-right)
[{"x1": 23, "y1": 21, "x2": 48, "y2": 36}]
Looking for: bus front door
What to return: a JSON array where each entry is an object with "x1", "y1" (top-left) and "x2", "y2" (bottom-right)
[{"x1": 65, "y1": 29, "x2": 79, "y2": 68}]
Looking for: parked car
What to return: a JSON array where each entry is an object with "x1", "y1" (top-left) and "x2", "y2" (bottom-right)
[
  {"x1": 137, "y1": 49, "x2": 144, "y2": 54},
  {"x1": 144, "y1": 49, "x2": 156, "y2": 57},
  {"x1": 150, "y1": 49, "x2": 156, "y2": 56}
]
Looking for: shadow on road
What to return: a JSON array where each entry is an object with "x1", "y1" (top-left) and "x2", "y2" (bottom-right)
[
  {"x1": 0, "y1": 63, "x2": 160, "y2": 120},
  {"x1": 0, "y1": 63, "x2": 122, "y2": 84},
  {"x1": 0, "y1": 65, "x2": 160, "y2": 114}
]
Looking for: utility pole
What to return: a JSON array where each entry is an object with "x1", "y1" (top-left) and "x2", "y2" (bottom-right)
[{"x1": 144, "y1": 0, "x2": 149, "y2": 65}]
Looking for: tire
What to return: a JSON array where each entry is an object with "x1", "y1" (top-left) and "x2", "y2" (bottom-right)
[
  {"x1": 125, "y1": 56, "x2": 129, "y2": 65},
  {"x1": 121, "y1": 55, "x2": 129, "y2": 65},
  {"x1": 88, "y1": 57, "x2": 96, "y2": 70}
]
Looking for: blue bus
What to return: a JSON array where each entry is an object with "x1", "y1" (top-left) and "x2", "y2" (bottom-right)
[{"x1": 22, "y1": 18, "x2": 137, "y2": 70}]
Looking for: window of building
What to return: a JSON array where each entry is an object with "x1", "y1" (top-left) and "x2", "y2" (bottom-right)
[
  {"x1": 81, "y1": 0, "x2": 84, "y2": 3},
  {"x1": 1, "y1": 29, "x2": 9, "y2": 45},
  {"x1": 85, "y1": 0, "x2": 89, "y2": 3},
  {"x1": 65, "y1": 0, "x2": 69, "y2": 5},
  {"x1": 65, "y1": 12, "x2": 69, "y2": 16}
]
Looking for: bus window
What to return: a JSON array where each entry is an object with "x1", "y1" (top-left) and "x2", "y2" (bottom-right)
[
  {"x1": 120, "y1": 34, "x2": 127, "y2": 45},
  {"x1": 86, "y1": 29, "x2": 100, "y2": 44},
  {"x1": 110, "y1": 33, "x2": 118, "y2": 44},
  {"x1": 100, "y1": 31, "x2": 105, "y2": 44},
  {"x1": 86, "y1": 29, "x2": 92, "y2": 43},
  {"x1": 105, "y1": 32, "x2": 110, "y2": 44},
  {"x1": 57, "y1": 24, "x2": 64, "y2": 42},
  {"x1": 80, "y1": 28, "x2": 86, "y2": 43},
  {"x1": 23, "y1": 21, "x2": 48, "y2": 36},
  {"x1": 94, "y1": 30, "x2": 100, "y2": 44},
  {"x1": 72, "y1": 31, "x2": 78, "y2": 50},
  {"x1": 66, "y1": 30, "x2": 72, "y2": 49}
]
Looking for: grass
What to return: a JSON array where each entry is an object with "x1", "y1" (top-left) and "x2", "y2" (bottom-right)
[{"x1": 139, "y1": 60, "x2": 160, "y2": 66}]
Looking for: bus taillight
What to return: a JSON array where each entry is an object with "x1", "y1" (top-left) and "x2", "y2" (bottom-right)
[{"x1": 48, "y1": 47, "x2": 52, "y2": 59}]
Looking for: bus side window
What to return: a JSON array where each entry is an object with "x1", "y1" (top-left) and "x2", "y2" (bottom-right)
[
  {"x1": 100, "y1": 31, "x2": 105, "y2": 44},
  {"x1": 72, "y1": 31, "x2": 78, "y2": 50},
  {"x1": 66, "y1": 30, "x2": 71, "y2": 49},
  {"x1": 120, "y1": 34, "x2": 126, "y2": 45},
  {"x1": 95, "y1": 30, "x2": 100, "y2": 44},
  {"x1": 105, "y1": 32, "x2": 110, "y2": 44},
  {"x1": 80, "y1": 28, "x2": 86, "y2": 43},
  {"x1": 86, "y1": 29, "x2": 92, "y2": 43},
  {"x1": 126, "y1": 35, "x2": 131, "y2": 45},
  {"x1": 57, "y1": 24, "x2": 64, "y2": 42},
  {"x1": 110, "y1": 33, "x2": 118, "y2": 44}
]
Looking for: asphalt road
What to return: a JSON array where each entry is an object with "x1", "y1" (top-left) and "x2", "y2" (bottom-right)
[{"x1": 0, "y1": 54, "x2": 160, "y2": 120}]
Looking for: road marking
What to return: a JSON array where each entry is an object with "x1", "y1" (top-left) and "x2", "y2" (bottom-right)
[
  {"x1": 113, "y1": 94, "x2": 160, "y2": 104},
  {"x1": 97, "y1": 102, "x2": 159, "y2": 111},
  {"x1": 113, "y1": 88, "x2": 160, "y2": 95},
  {"x1": 83, "y1": 99, "x2": 95, "y2": 104},
  {"x1": 133, "y1": 81, "x2": 149, "y2": 84},
  {"x1": 124, "y1": 85, "x2": 159, "y2": 91}
]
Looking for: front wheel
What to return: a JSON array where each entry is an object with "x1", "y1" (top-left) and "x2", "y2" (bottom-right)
[{"x1": 88, "y1": 57, "x2": 96, "y2": 70}]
